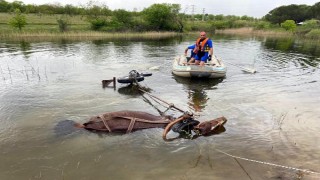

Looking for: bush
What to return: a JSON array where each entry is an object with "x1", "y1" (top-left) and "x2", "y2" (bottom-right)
[
  {"x1": 254, "y1": 21, "x2": 271, "y2": 30},
  {"x1": 305, "y1": 29, "x2": 320, "y2": 39},
  {"x1": 185, "y1": 21, "x2": 213, "y2": 32},
  {"x1": 57, "y1": 16, "x2": 69, "y2": 32},
  {"x1": 302, "y1": 19, "x2": 320, "y2": 28},
  {"x1": 211, "y1": 20, "x2": 231, "y2": 30},
  {"x1": 89, "y1": 18, "x2": 107, "y2": 30},
  {"x1": 8, "y1": 9, "x2": 27, "y2": 31},
  {"x1": 281, "y1": 20, "x2": 296, "y2": 31},
  {"x1": 232, "y1": 20, "x2": 248, "y2": 28}
]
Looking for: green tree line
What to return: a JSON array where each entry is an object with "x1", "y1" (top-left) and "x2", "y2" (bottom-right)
[
  {"x1": 264, "y1": 3, "x2": 320, "y2": 24},
  {"x1": 1, "y1": 0, "x2": 319, "y2": 21},
  {"x1": 1, "y1": 0, "x2": 320, "y2": 33}
]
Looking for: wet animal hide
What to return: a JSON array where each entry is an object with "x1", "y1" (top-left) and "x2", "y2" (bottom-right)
[
  {"x1": 77, "y1": 111, "x2": 173, "y2": 133},
  {"x1": 194, "y1": 116, "x2": 227, "y2": 136}
]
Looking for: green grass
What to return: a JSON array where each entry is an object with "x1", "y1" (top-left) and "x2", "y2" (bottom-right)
[
  {"x1": 0, "y1": 13, "x2": 88, "y2": 25},
  {"x1": 0, "y1": 13, "x2": 91, "y2": 36},
  {"x1": 1, "y1": 12, "x2": 320, "y2": 41},
  {"x1": 0, "y1": 13, "x2": 183, "y2": 41},
  {"x1": 0, "y1": 24, "x2": 90, "y2": 34},
  {"x1": 305, "y1": 29, "x2": 320, "y2": 39},
  {"x1": 0, "y1": 13, "x2": 90, "y2": 34}
]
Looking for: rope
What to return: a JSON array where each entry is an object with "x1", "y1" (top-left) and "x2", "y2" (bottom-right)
[
  {"x1": 215, "y1": 55, "x2": 256, "y2": 73},
  {"x1": 141, "y1": 94, "x2": 164, "y2": 116},
  {"x1": 98, "y1": 115, "x2": 112, "y2": 132},
  {"x1": 215, "y1": 149, "x2": 320, "y2": 175},
  {"x1": 133, "y1": 78, "x2": 178, "y2": 112},
  {"x1": 143, "y1": 92, "x2": 170, "y2": 109},
  {"x1": 130, "y1": 72, "x2": 189, "y2": 114},
  {"x1": 126, "y1": 118, "x2": 136, "y2": 133},
  {"x1": 138, "y1": 88, "x2": 185, "y2": 113}
]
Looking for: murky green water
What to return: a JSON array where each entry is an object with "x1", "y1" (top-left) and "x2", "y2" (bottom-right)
[{"x1": 0, "y1": 35, "x2": 320, "y2": 179}]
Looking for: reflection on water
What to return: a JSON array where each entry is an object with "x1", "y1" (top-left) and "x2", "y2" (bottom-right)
[
  {"x1": 263, "y1": 37, "x2": 320, "y2": 62},
  {"x1": 19, "y1": 41, "x2": 32, "y2": 58},
  {"x1": 0, "y1": 36, "x2": 320, "y2": 179},
  {"x1": 188, "y1": 89, "x2": 208, "y2": 112},
  {"x1": 173, "y1": 76, "x2": 224, "y2": 112},
  {"x1": 117, "y1": 84, "x2": 151, "y2": 97}
]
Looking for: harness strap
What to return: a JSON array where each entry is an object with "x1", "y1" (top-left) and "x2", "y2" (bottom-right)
[
  {"x1": 99, "y1": 115, "x2": 112, "y2": 132},
  {"x1": 126, "y1": 118, "x2": 136, "y2": 133},
  {"x1": 119, "y1": 116, "x2": 171, "y2": 124},
  {"x1": 98, "y1": 115, "x2": 170, "y2": 133}
]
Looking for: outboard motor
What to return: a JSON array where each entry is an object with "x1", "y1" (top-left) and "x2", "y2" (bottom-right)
[{"x1": 117, "y1": 70, "x2": 152, "y2": 84}]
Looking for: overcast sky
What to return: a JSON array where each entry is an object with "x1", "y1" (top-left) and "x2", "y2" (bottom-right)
[{"x1": 7, "y1": 0, "x2": 320, "y2": 18}]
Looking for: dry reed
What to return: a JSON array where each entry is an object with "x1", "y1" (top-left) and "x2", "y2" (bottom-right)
[
  {"x1": 0, "y1": 31, "x2": 181, "y2": 41},
  {"x1": 216, "y1": 27, "x2": 292, "y2": 37}
]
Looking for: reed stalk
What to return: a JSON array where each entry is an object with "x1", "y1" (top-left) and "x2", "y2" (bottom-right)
[
  {"x1": 0, "y1": 65, "x2": 5, "y2": 81},
  {"x1": 6, "y1": 62, "x2": 12, "y2": 83},
  {"x1": 24, "y1": 66, "x2": 29, "y2": 81},
  {"x1": 0, "y1": 31, "x2": 181, "y2": 41},
  {"x1": 216, "y1": 27, "x2": 292, "y2": 38}
]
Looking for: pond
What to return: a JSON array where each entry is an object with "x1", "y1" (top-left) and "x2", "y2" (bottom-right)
[{"x1": 0, "y1": 35, "x2": 320, "y2": 179}]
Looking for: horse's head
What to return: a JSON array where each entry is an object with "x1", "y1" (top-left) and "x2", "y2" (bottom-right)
[{"x1": 194, "y1": 116, "x2": 227, "y2": 136}]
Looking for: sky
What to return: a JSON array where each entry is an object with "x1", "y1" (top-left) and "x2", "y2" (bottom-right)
[{"x1": 7, "y1": 0, "x2": 320, "y2": 18}]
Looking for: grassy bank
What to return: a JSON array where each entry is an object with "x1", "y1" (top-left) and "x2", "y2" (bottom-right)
[
  {"x1": 1, "y1": 13, "x2": 320, "y2": 41},
  {"x1": 0, "y1": 12, "x2": 87, "y2": 25},
  {"x1": 216, "y1": 27, "x2": 320, "y2": 41},
  {"x1": 216, "y1": 27, "x2": 292, "y2": 37},
  {"x1": 0, "y1": 13, "x2": 183, "y2": 41}
]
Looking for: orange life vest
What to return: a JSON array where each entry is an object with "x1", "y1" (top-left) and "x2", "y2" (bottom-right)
[{"x1": 193, "y1": 38, "x2": 209, "y2": 54}]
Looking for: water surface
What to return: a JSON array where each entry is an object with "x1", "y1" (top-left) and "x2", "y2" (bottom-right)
[{"x1": 0, "y1": 36, "x2": 319, "y2": 179}]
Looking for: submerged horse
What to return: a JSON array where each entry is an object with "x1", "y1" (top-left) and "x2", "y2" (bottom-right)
[{"x1": 72, "y1": 110, "x2": 227, "y2": 140}]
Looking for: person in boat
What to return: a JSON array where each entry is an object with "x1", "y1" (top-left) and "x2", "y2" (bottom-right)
[
  {"x1": 184, "y1": 44, "x2": 196, "y2": 64},
  {"x1": 193, "y1": 31, "x2": 214, "y2": 66}
]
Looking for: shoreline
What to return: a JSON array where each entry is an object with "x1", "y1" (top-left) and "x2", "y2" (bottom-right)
[
  {"x1": 215, "y1": 27, "x2": 292, "y2": 37},
  {"x1": 1, "y1": 28, "x2": 319, "y2": 42}
]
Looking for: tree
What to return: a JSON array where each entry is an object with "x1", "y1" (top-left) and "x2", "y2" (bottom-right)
[
  {"x1": 109, "y1": 9, "x2": 133, "y2": 31},
  {"x1": 0, "y1": 0, "x2": 11, "y2": 12},
  {"x1": 85, "y1": 1, "x2": 111, "y2": 30},
  {"x1": 281, "y1": 20, "x2": 296, "y2": 31},
  {"x1": 214, "y1": 15, "x2": 225, "y2": 21},
  {"x1": 25, "y1": 4, "x2": 38, "y2": 13},
  {"x1": 112, "y1": 9, "x2": 132, "y2": 25},
  {"x1": 10, "y1": 1, "x2": 26, "y2": 12},
  {"x1": 142, "y1": 3, "x2": 180, "y2": 31},
  {"x1": 170, "y1": 4, "x2": 184, "y2": 32},
  {"x1": 64, "y1": 4, "x2": 78, "y2": 16},
  {"x1": 38, "y1": 4, "x2": 56, "y2": 15},
  {"x1": 240, "y1": 15, "x2": 254, "y2": 21},
  {"x1": 264, "y1": 4, "x2": 311, "y2": 24},
  {"x1": 57, "y1": 16, "x2": 69, "y2": 32},
  {"x1": 9, "y1": 8, "x2": 27, "y2": 31},
  {"x1": 85, "y1": 1, "x2": 111, "y2": 17},
  {"x1": 310, "y1": 2, "x2": 320, "y2": 19}
]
